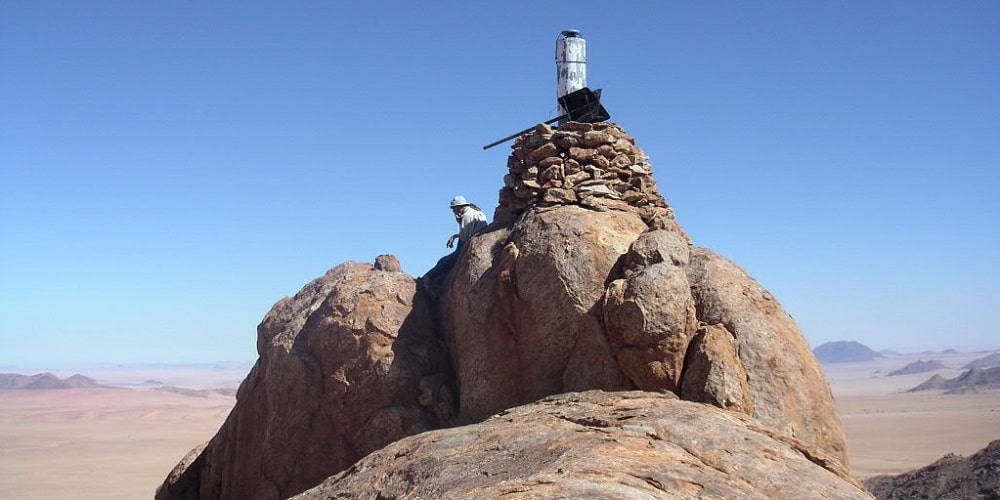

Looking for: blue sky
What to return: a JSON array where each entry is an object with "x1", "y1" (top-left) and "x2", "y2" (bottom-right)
[{"x1": 2, "y1": 2, "x2": 997, "y2": 365}]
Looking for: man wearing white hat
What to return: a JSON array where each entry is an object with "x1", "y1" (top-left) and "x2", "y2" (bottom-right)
[
  {"x1": 446, "y1": 195, "x2": 488, "y2": 250},
  {"x1": 421, "y1": 195, "x2": 488, "y2": 297}
]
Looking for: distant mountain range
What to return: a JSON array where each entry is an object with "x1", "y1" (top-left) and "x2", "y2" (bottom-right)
[
  {"x1": 909, "y1": 366, "x2": 1000, "y2": 394},
  {"x1": 0, "y1": 372, "x2": 105, "y2": 390},
  {"x1": 812, "y1": 341, "x2": 883, "y2": 363},
  {"x1": 888, "y1": 359, "x2": 948, "y2": 376}
]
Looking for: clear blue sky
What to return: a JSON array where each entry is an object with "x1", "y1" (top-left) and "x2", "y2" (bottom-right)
[{"x1": 2, "y1": 2, "x2": 997, "y2": 365}]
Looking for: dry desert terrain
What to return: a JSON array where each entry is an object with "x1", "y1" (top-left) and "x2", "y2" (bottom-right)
[
  {"x1": 1, "y1": 351, "x2": 998, "y2": 498},
  {"x1": 825, "y1": 349, "x2": 1000, "y2": 479},
  {"x1": 0, "y1": 365, "x2": 244, "y2": 500}
]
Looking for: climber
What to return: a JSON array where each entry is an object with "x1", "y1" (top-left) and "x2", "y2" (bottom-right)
[
  {"x1": 445, "y1": 195, "x2": 488, "y2": 250},
  {"x1": 420, "y1": 195, "x2": 488, "y2": 296}
]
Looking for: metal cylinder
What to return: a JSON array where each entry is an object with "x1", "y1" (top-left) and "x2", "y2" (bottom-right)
[{"x1": 556, "y1": 30, "x2": 587, "y2": 115}]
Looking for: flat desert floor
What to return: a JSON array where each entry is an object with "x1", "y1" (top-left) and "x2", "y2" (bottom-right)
[
  {"x1": 825, "y1": 349, "x2": 1000, "y2": 479},
  {"x1": 0, "y1": 366, "x2": 244, "y2": 500},
  {"x1": 1, "y1": 352, "x2": 998, "y2": 498}
]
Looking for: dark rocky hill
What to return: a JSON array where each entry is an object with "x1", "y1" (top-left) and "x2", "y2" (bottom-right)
[
  {"x1": 909, "y1": 366, "x2": 1000, "y2": 394},
  {"x1": 965, "y1": 352, "x2": 1000, "y2": 369},
  {"x1": 813, "y1": 341, "x2": 884, "y2": 363},
  {"x1": 865, "y1": 439, "x2": 1000, "y2": 499},
  {"x1": 910, "y1": 374, "x2": 949, "y2": 391},
  {"x1": 888, "y1": 359, "x2": 948, "y2": 376}
]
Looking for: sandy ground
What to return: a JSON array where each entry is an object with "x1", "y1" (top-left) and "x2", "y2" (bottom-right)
[
  {"x1": 1, "y1": 351, "x2": 998, "y2": 498},
  {"x1": 823, "y1": 349, "x2": 1000, "y2": 479},
  {"x1": 0, "y1": 367, "x2": 243, "y2": 500}
]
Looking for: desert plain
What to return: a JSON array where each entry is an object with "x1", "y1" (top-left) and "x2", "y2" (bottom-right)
[
  {"x1": 1, "y1": 350, "x2": 998, "y2": 499},
  {"x1": 825, "y1": 348, "x2": 1000, "y2": 478},
  {"x1": 0, "y1": 365, "x2": 246, "y2": 500}
]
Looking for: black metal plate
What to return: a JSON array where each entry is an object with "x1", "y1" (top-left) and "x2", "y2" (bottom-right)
[{"x1": 558, "y1": 87, "x2": 611, "y2": 123}]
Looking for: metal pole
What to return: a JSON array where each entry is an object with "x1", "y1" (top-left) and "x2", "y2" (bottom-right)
[{"x1": 482, "y1": 114, "x2": 565, "y2": 150}]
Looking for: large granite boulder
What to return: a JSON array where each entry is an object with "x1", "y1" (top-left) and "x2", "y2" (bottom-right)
[
  {"x1": 156, "y1": 257, "x2": 453, "y2": 500},
  {"x1": 440, "y1": 205, "x2": 645, "y2": 423},
  {"x1": 293, "y1": 391, "x2": 869, "y2": 499},
  {"x1": 685, "y1": 246, "x2": 847, "y2": 460},
  {"x1": 442, "y1": 205, "x2": 847, "y2": 462}
]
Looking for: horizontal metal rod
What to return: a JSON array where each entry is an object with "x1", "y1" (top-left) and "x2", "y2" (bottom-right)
[{"x1": 482, "y1": 114, "x2": 565, "y2": 150}]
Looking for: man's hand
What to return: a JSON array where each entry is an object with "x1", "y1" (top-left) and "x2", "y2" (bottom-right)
[{"x1": 446, "y1": 234, "x2": 459, "y2": 248}]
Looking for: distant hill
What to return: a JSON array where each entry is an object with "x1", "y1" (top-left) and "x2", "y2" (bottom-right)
[
  {"x1": 865, "y1": 439, "x2": 1000, "y2": 499},
  {"x1": 0, "y1": 372, "x2": 104, "y2": 390},
  {"x1": 153, "y1": 386, "x2": 238, "y2": 398},
  {"x1": 910, "y1": 374, "x2": 949, "y2": 391},
  {"x1": 64, "y1": 374, "x2": 102, "y2": 388},
  {"x1": 888, "y1": 359, "x2": 948, "y2": 376},
  {"x1": 964, "y1": 352, "x2": 1000, "y2": 369},
  {"x1": 909, "y1": 366, "x2": 1000, "y2": 394},
  {"x1": 813, "y1": 341, "x2": 883, "y2": 363},
  {"x1": 914, "y1": 348, "x2": 960, "y2": 355}
]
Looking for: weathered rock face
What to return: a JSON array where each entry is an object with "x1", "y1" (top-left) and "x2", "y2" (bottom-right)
[
  {"x1": 156, "y1": 257, "x2": 453, "y2": 500},
  {"x1": 604, "y1": 229, "x2": 698, "y2": 393},
  {"x1": 156, "y1": 443, "x2": 207, "y2": 500},
  {"x1": 443, "y1": 208, "x2": 846, "y2": 462},
  {"x1": 441, "y1": 205, "x2": 645, "y2": 423},
  {"x1": 686, "y1": 246, "x2": 847, "y2": 458},
  {"x1": 158, "y1": 122, "x2": 852, "y2": 499},
  {"x1": 680, "y1": 322, "x2": 755, "y2": 413},
  {"x1": 293, "y1": 391, "x2": 870, "y2": 500}
]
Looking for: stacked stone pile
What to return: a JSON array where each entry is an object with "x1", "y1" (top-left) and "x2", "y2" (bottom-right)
[{"x1": 496, "y1": 121, "x2": 671, "y2": 224}]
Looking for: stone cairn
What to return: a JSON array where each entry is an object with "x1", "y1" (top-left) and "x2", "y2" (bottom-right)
[{"x1": 495, "y1": 121, "x2": 679, "y2": 231}]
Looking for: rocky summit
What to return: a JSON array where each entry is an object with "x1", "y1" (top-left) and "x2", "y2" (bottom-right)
[{"x1": 157, "y1": 123, "x2": 864, "y2": 500}]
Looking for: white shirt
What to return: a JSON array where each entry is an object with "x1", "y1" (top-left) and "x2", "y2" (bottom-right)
[{"x1": 457, "y1": 207, "x2": 488, "y2": 244}]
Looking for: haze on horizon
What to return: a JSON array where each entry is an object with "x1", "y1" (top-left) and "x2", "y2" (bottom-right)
[{"x1": 1, "y1": 2, "x2": 997, "y2": 366}]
